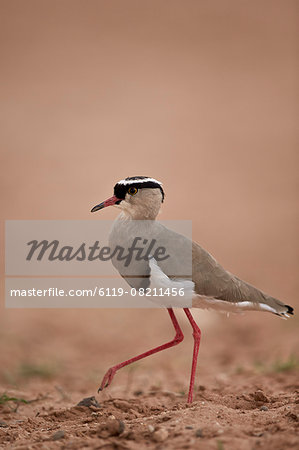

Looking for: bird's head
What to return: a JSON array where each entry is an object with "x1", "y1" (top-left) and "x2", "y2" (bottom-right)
[{"x1": 91, "y1": 176, "x2": 164, "y2": 219}]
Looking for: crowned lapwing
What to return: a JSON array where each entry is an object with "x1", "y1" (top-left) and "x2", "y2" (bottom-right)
[{"x1": 91, "y1": 176, "x2": 294, "y2": 403}]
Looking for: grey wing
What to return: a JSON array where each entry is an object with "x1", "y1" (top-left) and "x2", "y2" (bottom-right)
[
  {"x1": 192, "y1": 242, "x2": 292, "y2": 316},
  {"x1": 191, "y1": 242, "x2": 263, "y2": 302}
]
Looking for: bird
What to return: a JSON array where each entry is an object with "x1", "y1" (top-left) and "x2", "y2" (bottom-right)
[{"x1": 91, "y1": 176, "x2": 294, "y2": 403}]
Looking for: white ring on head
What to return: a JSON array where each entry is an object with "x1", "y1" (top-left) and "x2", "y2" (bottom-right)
[{"x1": 117, "y1": 178, "x2": 163, "y2": 186}]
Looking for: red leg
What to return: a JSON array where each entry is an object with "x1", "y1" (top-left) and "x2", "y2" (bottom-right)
[
  {"x1": 183, "y1": 308, "x2": 201, "y2": 403},
  {"x1": 98, "y1": 308, "x2": 184, "y2": 392}
]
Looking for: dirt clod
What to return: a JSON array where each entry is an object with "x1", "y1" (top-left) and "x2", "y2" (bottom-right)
[
  {"x1": 286, "y1": 411, "x2": 298, "y2": 421},
  {"x1": 252, "y1": 390, "x2": 269, "y2": 403},
  {"x1": 76, "y1": 396, "x2": 101, "y2": 409}
]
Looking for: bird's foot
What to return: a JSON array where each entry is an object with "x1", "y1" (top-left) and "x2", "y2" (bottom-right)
[{"x1": 98, "y1": 367, "x2": 117, "y2": 392}]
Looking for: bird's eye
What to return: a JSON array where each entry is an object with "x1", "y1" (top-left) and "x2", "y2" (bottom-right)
[{"x1": 128, "y1": 187, "x2": 138, "y2": 196}]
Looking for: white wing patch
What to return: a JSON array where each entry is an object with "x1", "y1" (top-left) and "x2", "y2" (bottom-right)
[
  {"x1": 148, "y1": 258, "x2": 194, "y2": 307},
  {"x1": 192, "y1": 296, "x2": 290, "y2": 318}
]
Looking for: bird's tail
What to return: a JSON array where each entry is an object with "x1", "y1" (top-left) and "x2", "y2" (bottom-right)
[
  {"x1": 264, "y1": 296, "x2": 294, "y2": 318},
  {"x1": 192, "y1": 293, "x2": 294, "y2": 319}
]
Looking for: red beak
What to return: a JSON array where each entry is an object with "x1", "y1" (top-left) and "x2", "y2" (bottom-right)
[{"x1": 90, "y1": 195, "x2": 121, "y2": 213}]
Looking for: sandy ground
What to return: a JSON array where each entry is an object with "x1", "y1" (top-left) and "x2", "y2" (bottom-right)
[{"x1": 0, "y1": 309, "x2": 298, "y2": 449}]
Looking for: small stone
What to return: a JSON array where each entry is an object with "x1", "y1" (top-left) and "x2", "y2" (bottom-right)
[
  {"x1": 0, "y1": 421, "x2": 8, "y2": 428},
  {"x1": 162, "y1": 415, "x2": 172, "y2": 422},
  {"x1": 76, "y1": 396, "x2": 101, "y2": 409},
  {"x1": 185, "y1": 425, "x2": 193, "y2": 429},
  {"x1": 152, "y1": 428, "x2": 169, "y2": 442},
  {"x1": 108, "y1": 418, "x2": 125, "y2": 436},
  {"x1": 260, "y1": 406, "x2": 269, "y2": 411},
  {"x1": 195, "y1": 429, "x2": 203, "y2": 437},
  {"x1": 50, "y1": 430, "x2": 65, "y2": 441},
  {"x1": 148, "y1": 424, "x2": 155, "y2": 433},
  {"x1": 134, "y1": 390, "x2": 143, "y2": 396}
]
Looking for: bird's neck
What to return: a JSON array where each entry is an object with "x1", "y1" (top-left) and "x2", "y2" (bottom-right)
[{"x1": 118, "y1": 203, "x2": 161, "y2": 220}]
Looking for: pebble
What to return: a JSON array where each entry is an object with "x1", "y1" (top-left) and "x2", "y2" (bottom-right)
[
  {"x1": 260, "y1": 406, "x2": 269, "y2": 411},
  {"x1": 152, "y1": 428, "x2": 169, "y2": 442},
  {"x1": 50, "y1": 430, "x2": 65, "y2": 441},
  {"x1": 0, "y1": 421, "x2": 8, "y2": 428},
  {"x1": 148, "y1": 424, "x2": 155, "y2": 433},
  {"x1": 106, "y1": 418, "x2": 125, "y2": 436},
  {"x1": 134, "y1": 390, "x2": 143, "y2": 396},
  {"x1": 161, "y1": 415, "x2": 172, "y2": 422},
  {"x1": 195, "y1": 428, "x2": 203, "y2": 437}
]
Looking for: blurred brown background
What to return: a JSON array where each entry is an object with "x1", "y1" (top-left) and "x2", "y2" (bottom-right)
[{"x1": 0, "y1": 0, "x2": 298, "y2": 398}]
